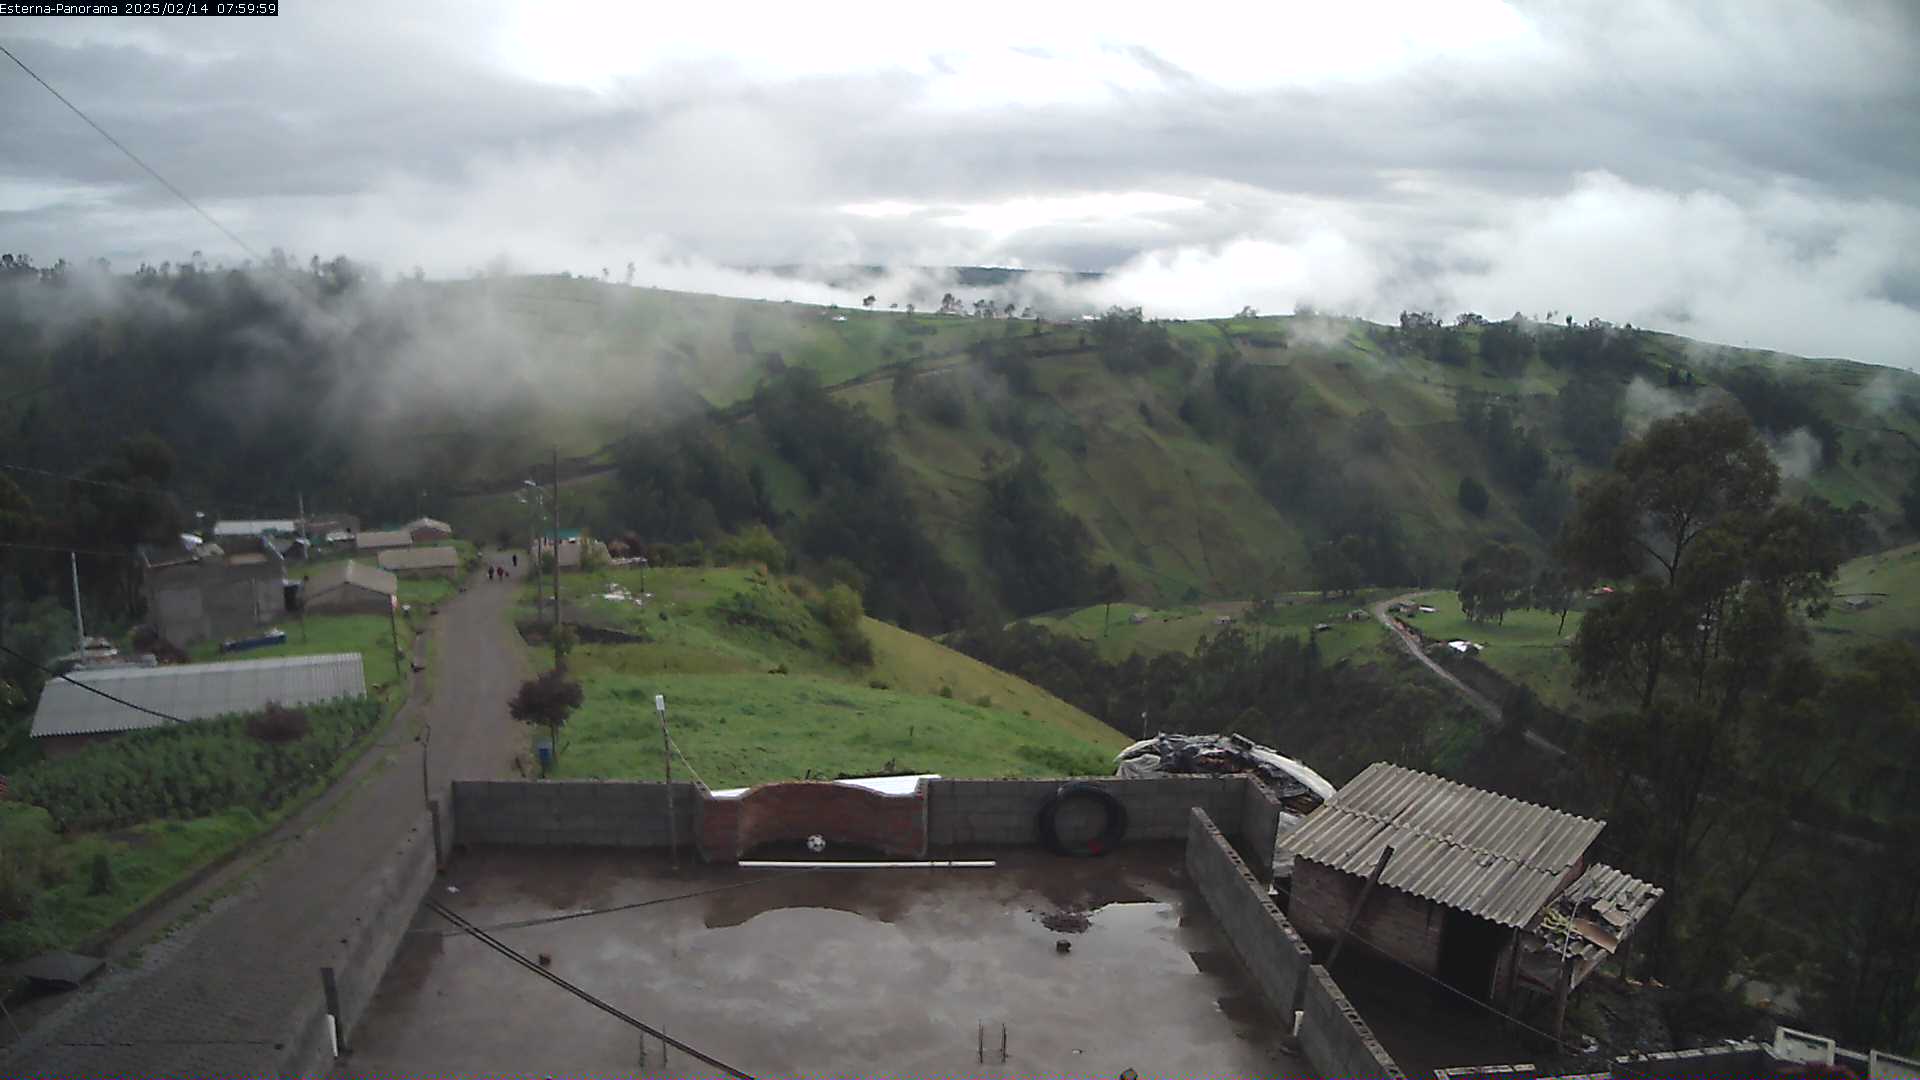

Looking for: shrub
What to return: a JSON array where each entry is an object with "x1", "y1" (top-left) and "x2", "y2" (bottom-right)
[
  {"x1": 87, "y1": 851, "x2": 115, "y2": 896},
  {"x1": 818, "y1": 583, "x2": 875, "y2": 667},
  {"x1": 973, "y1": 694, "x2": 994, "y2": 708},
  {"x1": 245, "y1": 702, "x2": 310, "y2": 744},
  {"x1": 716, "y1": 525, "x2": 788, "y2": 571},
  {"x1": 1458, "y1": 476, "x2": 1490, "y2": 516},
  {"x1": 0, "y1": 805, "x2": 60, "y2": 919}
]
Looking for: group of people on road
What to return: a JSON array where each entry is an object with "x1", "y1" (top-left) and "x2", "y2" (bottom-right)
[{"x1": 486, "y1": 553, "x2": 518, "y2": 582}]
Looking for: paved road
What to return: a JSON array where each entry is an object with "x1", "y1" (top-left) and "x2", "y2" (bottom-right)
[
  {"x1": 0, "y1": 560, "x2": 530, "y2": 1077},
  {"x1": 1369, "y1": 590, "x2": 1567, "y2": 758}
]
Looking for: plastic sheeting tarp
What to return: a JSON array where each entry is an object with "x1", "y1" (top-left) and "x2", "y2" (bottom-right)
[{"x1": 1113, "y1": 733, "x2": 1334, "y2": 876}]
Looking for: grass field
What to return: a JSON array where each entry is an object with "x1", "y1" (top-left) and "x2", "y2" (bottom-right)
[
  {"x1": 1393, "y1": 591, "x2": 1591, "y2": 715},
  {"x1": 1810, "y1": 541, "x2": 1920, "y2": 659},
  {"x1": 1023, "y1": 592, "x2": 1388, "y2": 664},
  {"x1": 547, "y1": 672, "x2": 1118, "y2": 786},
  {"x1": 189, "y1": 613, "x2": 411, "y2": 710},
  {"x1": 0, "y1": 803, "x2": 263, "y2": 962},
  {"x1": 513, "y1": 564, "x2": 1127, "y2": 785}
]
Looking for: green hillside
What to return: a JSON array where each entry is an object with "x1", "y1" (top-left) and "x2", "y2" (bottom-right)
[
  {"x1": 423, "y1": 282, "x2": 1920, "y2": 622},
  {"x1": 511, "y1": 563, "x2": 1127, "y2": 786}
]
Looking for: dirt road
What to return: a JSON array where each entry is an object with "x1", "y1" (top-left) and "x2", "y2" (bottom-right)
[
  {"x1": 0, "y1": 562, "x2": 530, "y2": 1077},
  {"x1": 1369, "y1": 591, "x2": 1567, "y2": 758}
]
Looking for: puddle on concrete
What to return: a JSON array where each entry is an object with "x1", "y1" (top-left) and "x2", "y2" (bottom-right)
[{"x1": 348, "y1": 844, "x2": 1309, "y2": 1079}]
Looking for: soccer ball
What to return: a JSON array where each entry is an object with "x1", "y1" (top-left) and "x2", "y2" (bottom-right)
[{"x1": 806, "y1": 834, "x2": 827, "y2": 854}]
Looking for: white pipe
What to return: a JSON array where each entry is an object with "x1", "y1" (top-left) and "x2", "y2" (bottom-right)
[
  {"x1": 737, "y1": 859, "x2": 997, "y2": 869},
  {"x1": 327, "y1": 1014, "x2": 339, "y2": 1058}
]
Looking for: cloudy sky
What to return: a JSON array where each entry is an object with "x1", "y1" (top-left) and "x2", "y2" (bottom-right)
[{"x1": 3, "y1": 0, "x2": 1918, "y2": 365}]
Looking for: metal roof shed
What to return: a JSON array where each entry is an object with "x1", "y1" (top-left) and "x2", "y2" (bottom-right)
[
  {"x1": 1283, "y1": 762, "x2": 1603, "y2": 928},
  {"x1": 30, "y1": 653, "x2": 367, "y2": 739}
]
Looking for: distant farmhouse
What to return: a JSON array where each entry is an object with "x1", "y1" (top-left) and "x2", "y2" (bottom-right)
[
  {"x1": 29, "y1": 652, "x2": 367, "y2": 757},
  {"x1": 211, "y1": 518, "x2": 297, "y2": 540},
  {"x1": 1283, "y1": 763, "x2": 1660, "y2": 1009},
  {"x1": 404, "y1": 516, "x2": 452, "y2": 543},
  {"x1": 300, "y1": 560, "x2": 396, "y2": 615},
  {"x1": 378, "y1": 545, "x2": 459, "y2": 578},
  {"x1": 355, "y1": 529, "x2": 413, "y2": 552},
  {"x1": 536, "y1": 527, "x2": 584, "y2": 569},
  {"x1": 141, "y1": 536, "x2": 292, "y2": 649}
]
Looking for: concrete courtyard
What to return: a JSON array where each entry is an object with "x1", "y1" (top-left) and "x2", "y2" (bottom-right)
[{"x1": 337, "y1": 843, "x2": 1309, "y2": 1079}]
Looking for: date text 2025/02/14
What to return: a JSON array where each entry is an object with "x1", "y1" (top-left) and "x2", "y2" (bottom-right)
[{"x1": 0, "y1": 2, "x2": 279, "y2": 15}]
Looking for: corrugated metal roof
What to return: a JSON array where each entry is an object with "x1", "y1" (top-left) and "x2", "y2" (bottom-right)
[
  {"x1": 30, "y1": 653, "x2": 367, "y2": 738},
  {"x1": 405, "y1": 516, "x2": 452, "y2": 534},
  {"x1": 1282, "y1": 762, "x2": 1605, "y2": 928},
  {"x1": 355, "y1": 530, "x2": 413, "y2": 550},
  {"x1": 212, "y1": 519, "x2": 297, "y2": 536},
  {"x1": 304, "y1": 559, "x2": 396, "y2": 599},
  {"x1": 378, "y1": 546, "x2": 459, "y2": 570}
]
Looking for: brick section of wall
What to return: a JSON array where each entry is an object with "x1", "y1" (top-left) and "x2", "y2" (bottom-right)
[
  {"x1": 1237, "y1": 775, "x2": 1282, "y2": 883},
  {"x1": 696, "y1": 780, "x2": 929, "y2": 860},
  {"x1": 1289, "y1": 859, "x2": 1446, "y2": 975},
  {"x1": 285, "y1": 810, "x2": 438, "y2": 1075},
  {"x1": 451, "y1": 780, "x2": 700, "y2": 848},
  {"x1": 1300, "y1": 963, "x2": 1407, "y2": 1079},
  {"x1": 927, "y1": 776, "x2": 1248, "y2": 846},
  {"x1": 1184, "y1": 808, "x2": 1315, "y2": 1016}
]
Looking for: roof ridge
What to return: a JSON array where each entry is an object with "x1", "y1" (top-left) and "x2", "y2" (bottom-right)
[{"x1": 1360, "y1": 761, "x2": 1606, "y2": 829}]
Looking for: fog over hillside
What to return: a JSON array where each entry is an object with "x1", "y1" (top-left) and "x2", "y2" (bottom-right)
[{"x1": 3, "y1": 0, "x2": 1916, "y2": 367}]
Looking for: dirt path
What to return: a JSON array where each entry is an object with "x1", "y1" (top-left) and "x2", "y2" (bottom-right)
[
  {"x1": 0, "y1": 563, "x2": 530, "y2": 1077},
  {"x1": 1369, "y1": 590, "x2": 1567, "y2": 758}
]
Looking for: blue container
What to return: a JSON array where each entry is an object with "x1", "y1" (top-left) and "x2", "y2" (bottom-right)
[{"x1": 535, "y1": 738, "x2": 554, "y2": 773}]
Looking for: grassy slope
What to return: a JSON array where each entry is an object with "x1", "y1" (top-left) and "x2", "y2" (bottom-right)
[
  {"x1": 437, "y1": 279, "x2": 1920, "y2": 610},
  {"x1": 1024, "y1": 592, "x2": 1387, "y2": 665},
  {"x1": 519, "y1": 565, "x2": 1126, "y2": 785},
  {"x1": 1809, "y1": 541, "x2": 1920, "y2": 660}
]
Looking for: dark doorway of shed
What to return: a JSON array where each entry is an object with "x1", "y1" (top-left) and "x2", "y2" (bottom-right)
[{"x1": 1437, "y1": 908, "x2": 1505, "y2": 1000}]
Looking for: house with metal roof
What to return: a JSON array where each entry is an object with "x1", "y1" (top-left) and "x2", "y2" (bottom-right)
[
  {"x1": 356, "y1": 529, "x2": 414, "y2": 552},
  {"x1": 141, "y1": 537, "x2": 293, "y2": 649},
  {"x1": 301, "y1": 560, "x2": 397, "y2": 615},
  {"x1": 1281, "y1": 762, "x2": 1660, "y2": 1008},
  {"x1": 404, "y1": 516, "x2": 453, "y2": 543},
  {"x1": 378, "y1": 545, "x2": 460, "y2": 578},
  {"x1": 29, "y1": 653, "x2": 367, "y2": 758},
  {"x1": 212, "y1": 519, "x2": 298, "y2": 538}
]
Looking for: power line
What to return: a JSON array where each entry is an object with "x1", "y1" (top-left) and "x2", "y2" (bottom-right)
[
  {"x1": 412, "y1": 864, "x2": 822, "y2": 938},
  {"x1": 1279, "y1": 882, "x2": 1627, "y2": 1064},
  {"x1": 0, "y1": 540, "x2": 140, "y2": 561},
  {"x1": 0, "y1": 641, "x2": 188, "y2": 727},
  {"x1": 0, "y1": 41, "x2": 262, "y2": 264},
  {"x1": 426, "y1": 898, "x2": 758, "y2": 1080}
]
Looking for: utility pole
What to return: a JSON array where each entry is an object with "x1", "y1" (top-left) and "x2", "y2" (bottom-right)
[
  {"x1": 389, "y1": 594, "x2": 403, "y2": 682},
  {"x1": 69, "y1": 552, "x2": 85, "y2": 650},
  {"x1": 657, "y1": 694, "x2": 677, "y2": 869},
  {"x1": 550, "y1": 447, "x2": 562, "y2": 669}
]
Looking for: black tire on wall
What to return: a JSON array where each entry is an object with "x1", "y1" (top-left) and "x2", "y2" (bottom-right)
[{"x1": 1037, "y1": 782, "x2": 1129, "y2": 856}]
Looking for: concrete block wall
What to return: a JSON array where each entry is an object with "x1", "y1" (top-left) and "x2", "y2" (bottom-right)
[
  {"x1": 1610, "y1": 1043, "x2": 1770, "y2": 1078},
  {"x1": 926, "y1": 776, "x2": 1250, "y2": 847},
  {"x1": 1184, "y1": 809, "x2": 1314, "y2": 1016},
  {"x1": 451, "y1": 780, "x2": 700, "y2": 848},
  {"x1": 698, "y1": 780, "x2": 928, "y2": 859},
  {"x1": 285, "y1": 809, "x2": 439, "y2": 1075},
  {"x1": 1290, "y1": 858, "x2": 1446, "y2": 976},
  {"x1": 1435, "y1": 1066, "x2": 1540, "y2": 1080},
  {"x1": 1299, "y1": 963, "x2": 1406, "y2": 1079},
  {"x1": 1237, "y1": 775, "x2": 1282, "y2": 883}
]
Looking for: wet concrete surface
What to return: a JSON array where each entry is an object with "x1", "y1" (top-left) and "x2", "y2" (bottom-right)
[{"x1": 340, "y1": 843, "x2": 1310, "y2": 1079}]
